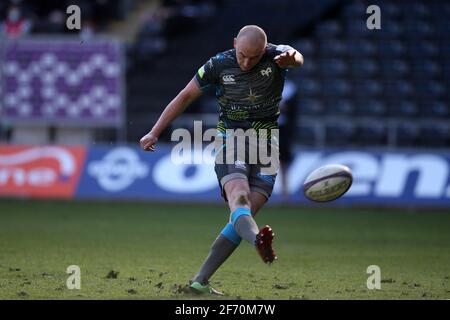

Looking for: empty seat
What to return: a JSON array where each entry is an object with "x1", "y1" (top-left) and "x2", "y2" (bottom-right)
[
  {"x1": 315, "y1": 21, "x2": 342, "y2": 38},
  {"x1": 318, "y1": 39, "x2": 345, "y2": 57},
  {"x1": 354, "y1": 122, "x2": 387, "y2": 146},
  {"x1": 396, "y1": 124, "x2": 419, "y2": 146},
  {"x1": 379, "y1": 59, "x2": 409, "y2": 77},
  {"x1": 349, "y1": 59, "x2": 377, "y2": 77},
  {"x1": 324, "y1": 99, "x2": 354, "y2": 116},
  {"x1": 318, "y1": 59, "x2": 347, "y2": 77},
  {"x1": 297, "y1": 124, "x2": 317, "y2": 145},
  {"x1": 387, "y1": 100, "x2": 418, "y2": 117},
  {"x1": 354, "y1": 100, "x2": 386, "y2": 117},
  {"x1": 326, "y1": 123, "x2": 355, "y2": 146},
  {"x1": 297, "y1": 99, "x2": 323, "y2": 115},
  {"x1": 376, "y1": 40, "x2": 406, "y2": 57},
  {"x1": 407, "y1": 41, "x2": 438, "y2": 57},
  {"x1": 418, "y1": 101, "x2": 449, "y2": 118},
  {"x1": 418, "y1": 124, "x2": 450, "y2": 147},
  {"x1": 413, "y1": 80, "x2": 446, "y2": 98},
  {"x1": 298, "y1": 79, "x2": 320, "y2": 97},
  {"x1": 345, "y1": 39, "x2": 376, "y2": 57},
  {"x1": 383, "y1": 80, "x2": 412, "y2": 98},
  {"x1": 322, "y1": 79, "x2": 351, "y2": 97},
  {"x1": 352, "y1": 80, "x2": 382, "y2": 97},
  {"x1": 411, "y1": 60, "x2": 440, "y2": 77}
]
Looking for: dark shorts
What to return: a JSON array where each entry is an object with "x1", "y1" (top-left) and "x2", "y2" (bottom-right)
[{"x1": 214, "y1": 131, "x2": 279, "y2": 201}]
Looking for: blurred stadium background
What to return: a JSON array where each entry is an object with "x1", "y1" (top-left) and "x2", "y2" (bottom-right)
[{"x1": 0, "y1": 0, "x2": 450, "y2": 300}]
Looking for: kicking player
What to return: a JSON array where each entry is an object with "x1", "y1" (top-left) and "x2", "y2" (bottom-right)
[{"x1": 140, "y1": 25, "x2": 304, "y2": 295}]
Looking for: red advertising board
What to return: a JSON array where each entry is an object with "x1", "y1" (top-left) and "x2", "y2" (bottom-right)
[{"x1": 0, "y1": 145, "x2": 86, "y2": 199}]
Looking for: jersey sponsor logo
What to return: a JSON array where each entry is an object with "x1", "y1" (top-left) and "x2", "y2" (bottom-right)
[
  {"x1": 222, "y1": 75, "x2": 236, "y2": 84},
  {"x1": 88, "y1": 147, "x2": 149, "y2": 192},
  {"x1": 260, "y1": 67, "x2": 272, "y2": 77},
  {"x1": 0, "y1": 145, "x2": 85, "y2": 198}
]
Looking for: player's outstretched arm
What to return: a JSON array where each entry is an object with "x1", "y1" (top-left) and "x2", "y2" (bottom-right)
[
  {"x1": 140, "y1": 78, "x2": 203, "y2": 151},
  {"x1": 274, "y1": 49, "x2": 304, "y2": 69}
]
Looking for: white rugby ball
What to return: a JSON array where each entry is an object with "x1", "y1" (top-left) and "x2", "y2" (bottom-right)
[{"x1": 303, "y1": 164, "x2": 353, "y2": 202}]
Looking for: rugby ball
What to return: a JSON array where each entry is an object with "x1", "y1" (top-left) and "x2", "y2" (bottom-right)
[{"x1": 303, "y1": 164, "x2": 352, "y2": 202}]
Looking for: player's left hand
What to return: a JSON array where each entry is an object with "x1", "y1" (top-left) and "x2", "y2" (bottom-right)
[{"x1": 274, "y1": 50, "x2": 297, "y2": 68}]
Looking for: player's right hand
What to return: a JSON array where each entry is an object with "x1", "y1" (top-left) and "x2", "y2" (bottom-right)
[{"x1": 140, "y1": 132, "x2": 158, "y2": 152}]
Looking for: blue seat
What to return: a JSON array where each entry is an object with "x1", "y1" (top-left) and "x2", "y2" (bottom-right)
[
  {"x1": 355, "y1": 122, "x2": 387, "y2": 145},
  {"x1": 352, "y1": 80, "x2": 382, "y2": 97},
  {"x1": 376, "y1": 40, "x2": 405, "y2": 57},
  {"x1": 407, "y1": 41, "x2": 438, "y2": 57},
  {"x1": 387, "y1": 100, "x2": 418, "y2": 117},
  {"x1": 322, "y1": 79, "x2": 351, "y2": 97},
  {"x1": 354, "y1": 100, "x2": 386, "y2": 117},
  {"x1": 349, "y1": 59, "x2": 377, "y2": 77},
  {"x1": 418, "y1": 125, "x2": 450, "y2": 147},
  {"x1": 379, "y1": 59, "x2": 408, "y2": 77},
  {"x1": 345, "y1": 40, "x2": 376, "y2": 57},
  {"x1": 318, "y1": 39, "x2": 345, "y2": 57},
  {"x1": 297, "y1": 99, "x2": 323, "y2": 116},
  {"x1": 298, "y1": 79, "x2": 320, "y2": 97},
  {"x1": 383, "y1": 80, "x2": 412, "y2": 98},
  {"x1": 324, "y1": 99, "x2": 354, "y2": 116},
  {"x1": 297, "y1": 125, "x2": 317, "y2": 145},
  {"x1": 318, "y1": 59, "x2": 347, "y2": 77},
  {"x1": 315, "y1": 21, "x2": 342, "y2": 38},
  {"x1": 326, "y1": 123, "x2": 355, "y2": 146},
  {"x1": 418, "y1": 101, "x2": 449, "y2": 118},
  {"x1": 413, "y1": 80, "x2": 445, "y2": 98},
  {"x1": 411, "y1": 60, "x2": 439, "y2": 78},
  {"x1": 396, "y1": 124, "x2": 419, "y2": 146}
]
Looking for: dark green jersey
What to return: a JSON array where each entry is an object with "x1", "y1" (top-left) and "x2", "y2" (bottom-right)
[{"x1": 194, "y1": 43, "x2": 293, "y2": 133}]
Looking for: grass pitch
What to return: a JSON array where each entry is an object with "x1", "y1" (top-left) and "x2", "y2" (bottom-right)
[{"x1": 0, "y1": 199, "x2": 449, "y2": 300}]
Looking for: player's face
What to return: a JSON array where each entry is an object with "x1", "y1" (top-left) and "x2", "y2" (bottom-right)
[{"x1": 234, "y1": 38, "x2": 265, "y2": 71}]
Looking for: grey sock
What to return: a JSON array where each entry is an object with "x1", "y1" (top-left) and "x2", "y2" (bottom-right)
[
  {"x1": 234, "y1": 215, "x2": 259, "y2": 245},
  {"x1": 192, "y1": 234, "x2": 238, "y2": 285}
]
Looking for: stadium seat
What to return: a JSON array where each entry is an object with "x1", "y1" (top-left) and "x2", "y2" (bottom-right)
[
  {"x1": 378, "y1": 60, "x2": 409, "y2": 78},
  {"x1": 418, "y1": 101, "x2": 449, "y2": 118},
  {"x1": 298, "y1": 79, "x2": 320, "y2": 97},
  {"x1": 354, "y1": 122, "x2": 387, "y2": 146},
  {"x1": 322, "y1": 79, "x2": 351, "y2": 97},
  {"x1": 413, "y1": 80, "x2": 446, "y2": 99},
  {"x1": 297, "y1": 124, "x2": 317, "y2": 145},
  {"x1": 315, "y1": 21, "x2": 342, "y2": 38},
  {"x1": 376, "y1": 40, "x2": 406, "y2": 57},
  {"x1": 418, "y1": 124, "x2": 450, "y2": 147},
  {"x1": 383, "y1": 80, "x2": 412, "y2": 98},
  {"x1": 407, "y1": 40, "x2": 438, "y2": 57},
  {"x1": 354, "y1": 100, "x2": 386, "y2": 117},
  {"x1": 318, "y1": 59, "x2": 347, "y2": 77},
  {"x1": 411, "y1": 60, "x2": 440, "y2": 78},
  {"x1": 345, "y1": 40, "x2": 376, "y2": 57},
  {"x1": 349, "y1": 59, "x2": 377, "y2": 77},
  {"x1": 352, "y1": 80, "x2": 382, "y2": 98},
  {"x1": 396, "y1": 123, "x2": 419, "y2": 147},
  {"x1": 297, "y1": 99, "x2": 323, "y2": 116},
  {"x1": 318, "y1": 39, "x2": 345, "y2": 57},
  {"x1": 325, "y1": 123, "x2": 355, "y2": 146},
  {"x1": 387, "y1": 101, "x2": 418, "y2": 118},
  {"x1": 324, "y1": 99, "x2": 354, "y2": 116}
]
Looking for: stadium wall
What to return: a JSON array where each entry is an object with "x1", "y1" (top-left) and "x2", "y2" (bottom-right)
[{"x1": 1, "y1": 144, "x2": 449, "y2": 208}]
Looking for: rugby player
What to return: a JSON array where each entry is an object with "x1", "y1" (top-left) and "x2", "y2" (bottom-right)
[{"x1": 140, "y1": 25, "x2": 304, "y2": 295}]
